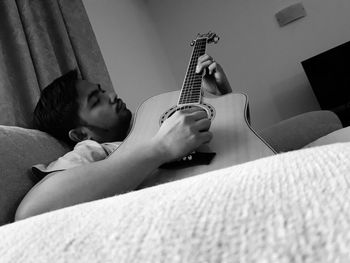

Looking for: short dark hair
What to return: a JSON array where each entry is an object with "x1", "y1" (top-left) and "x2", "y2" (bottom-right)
[{"x1": 33, "y1": 70, "x2": 81, "y2": 146}]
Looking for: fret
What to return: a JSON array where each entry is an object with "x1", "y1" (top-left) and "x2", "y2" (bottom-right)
[
  {"x1": 179, "y1": 93, "x2": 201, "y2": 100},
  {"x1": 179, "y1": 89, "x2": 202, "y2": 97},
  {"x1": 181, "y1": 88, "x2": 201, "y2": 93}
]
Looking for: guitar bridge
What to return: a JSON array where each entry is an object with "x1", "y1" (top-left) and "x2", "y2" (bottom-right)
[{"x1": 159, "y1": 151, "x2": 216, "y2": 170}]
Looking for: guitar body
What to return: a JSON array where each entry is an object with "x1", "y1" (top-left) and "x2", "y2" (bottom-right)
[{"x1": 117, "y1": 90, "x2": 275, "y2": 188}]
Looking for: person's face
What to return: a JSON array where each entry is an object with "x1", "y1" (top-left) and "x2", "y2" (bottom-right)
[{"x1": 72, "y1": 80, "x2": 132, "y2": 143}]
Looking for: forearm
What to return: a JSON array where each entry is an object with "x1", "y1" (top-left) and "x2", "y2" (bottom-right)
[
  {"x1": 16, "y1": 139, "x2": 163, "y2": 220},
  {"x1": 59, "y1": 141, "x2": 163, "y2": 202}
]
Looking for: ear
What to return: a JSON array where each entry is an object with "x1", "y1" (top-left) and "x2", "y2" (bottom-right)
[{"x1": 68, "y1": 127, "x2": 92, "y2": 143}]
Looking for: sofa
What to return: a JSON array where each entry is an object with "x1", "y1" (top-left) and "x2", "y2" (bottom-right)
[{"x1": 1, "y1": 110, "x2": 350, "y2": 262}]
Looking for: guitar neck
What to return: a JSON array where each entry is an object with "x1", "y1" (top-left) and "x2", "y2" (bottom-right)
[{"x1": 178, "y1": 38, "x2": 207, "y2": 106}]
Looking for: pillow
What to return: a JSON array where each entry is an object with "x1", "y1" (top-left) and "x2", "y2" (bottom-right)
[
  {"x1": 0, "y1": 126, "x2": 70, "y2": 226},
  {"x1": 304, "y1": 126, "x2": 350, "y2": 148}
]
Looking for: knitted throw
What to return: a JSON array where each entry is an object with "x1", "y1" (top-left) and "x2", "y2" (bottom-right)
[{"x1": 1, "y1": 143, "x2": 350, "y2": 262}]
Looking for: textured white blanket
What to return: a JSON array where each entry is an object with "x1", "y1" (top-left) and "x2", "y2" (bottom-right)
[{"x1": 1, "y1": 143, "x2": 350, "y2": 262}]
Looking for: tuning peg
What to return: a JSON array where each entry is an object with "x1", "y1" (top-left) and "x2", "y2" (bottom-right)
[
  {"x1": 190, "y1": 40, "x2": 195, "y2": 46},
  {"x1": 213, "y1": 35, "x2": 220, "y2": 43}
]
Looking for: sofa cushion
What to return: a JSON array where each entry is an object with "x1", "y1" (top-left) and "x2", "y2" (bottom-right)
[
  {"x1": 304, "y1": 126, "x2": 350, "y2": 148},
  {"x1": 260, "y1": 110, "x2": 342, "y2": 152},
  {"x1": 0, "y1": 126, "x2": 70, "y2": 226}
]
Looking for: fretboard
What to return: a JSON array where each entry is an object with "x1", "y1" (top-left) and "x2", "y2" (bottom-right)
[{"x1": 178, "y1": 38, "x2": 207, "y2": 105}]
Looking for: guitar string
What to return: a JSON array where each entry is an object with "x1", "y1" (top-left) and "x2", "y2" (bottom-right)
[
  {"x1": 182, "y1": 39, "x2": 206, "y2": 104},
  {"x1": 181, "y1": 44, "x2": 195, "y2": 105},
  {"x1": 187, "y1": 40, "x2": 203, "y2": 104},
  {"x1": 180, "y1": 38, "x2": 206, "y2": 105},
  {"x1": 192, "y1": 40, "x2": 205, "y2": 103},
  {"x1": 189, "y1": 41, "x2": 203, "y2": 104},
  {"x1": 183, "y1": 43, "x2": 197, "y2": 104},
  {"x1": 193, "y1": 41, "x2": 205, "y2": 103},
  {"x1": 181, "y1": 39, "x2": 199, "y2": 105}
]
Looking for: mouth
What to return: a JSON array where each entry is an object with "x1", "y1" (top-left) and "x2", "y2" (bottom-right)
[{"x1": 116, "y1": 99, "x2": 126, "y2": 113}]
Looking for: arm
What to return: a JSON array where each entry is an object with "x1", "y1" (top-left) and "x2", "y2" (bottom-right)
[{"x1": 15, "y1": 109, "x2": 212, "y2": 220}]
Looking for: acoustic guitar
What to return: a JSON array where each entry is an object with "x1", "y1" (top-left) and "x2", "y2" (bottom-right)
[{"x1": 118, "y1": 32, "x2": 275, "y2": 188}]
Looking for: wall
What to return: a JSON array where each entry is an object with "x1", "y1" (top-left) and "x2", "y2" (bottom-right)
[
  {"x1": 145, "y1": 0, "x2": 350, "y2": 129},
  {"x1": 82, "y1": 0, "x2": 177, "y2": 113}
]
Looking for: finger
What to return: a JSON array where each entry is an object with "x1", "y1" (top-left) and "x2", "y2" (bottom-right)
[
  {"x1": 177, "y1": 107, "x2": 207, "y2": 121},
  {"x1": 179, "y1": 106, "x2": 203, "y2": 115},
  {"x1": 189, "y1": 109, "x2": 208, "y2": 120},
  {"x1": 198, "y1": 131, "x2": 213, "y2": 144},
  {"x1": 196, "y1": 59, "x2": 213, "y2": 74},
  {"x1": 195, "y1": 118, "x2": 211, "y2": 131},
  {"x1": 197, "y1": 54, "x2": 211, "y2": 63},
  {"x1": 208, "y1": 62, "x2": 217, "y2": 75}
]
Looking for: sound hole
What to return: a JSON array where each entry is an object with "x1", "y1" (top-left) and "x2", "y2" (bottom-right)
[{"x1": 159, "y1": 103, "x2": 215, "y2": 126}]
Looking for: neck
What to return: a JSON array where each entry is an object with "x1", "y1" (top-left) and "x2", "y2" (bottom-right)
[{"x1": 178, "y1": 37, "x2": 207, "y2": 106}]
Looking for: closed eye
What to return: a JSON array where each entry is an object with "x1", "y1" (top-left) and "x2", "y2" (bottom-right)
[
  {"x1": 88, "y1": 84, "x2": 105, "y2": 108},
  {"x1": 92, "y1": 98, "x2": 100, "y2": 107},
  {"x1": 93, "y1": 85, "x2": 106, "y2": 107}
]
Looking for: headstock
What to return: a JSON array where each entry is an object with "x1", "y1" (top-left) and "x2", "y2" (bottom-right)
[{"x1": 190, "y1": 32, "x2": 220, "y2": 46}]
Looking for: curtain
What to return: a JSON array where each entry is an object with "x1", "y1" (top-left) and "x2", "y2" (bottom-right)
[{"x1": 0, "y1": 0, "x2": 113, "y2": 127}]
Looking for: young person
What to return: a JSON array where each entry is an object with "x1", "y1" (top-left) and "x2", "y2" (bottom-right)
[{"x1": 15, "y1": 54, "x2": 232, "y2": 220}]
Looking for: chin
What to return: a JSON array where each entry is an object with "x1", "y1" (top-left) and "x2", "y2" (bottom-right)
[
  {"x1": 123, "y1": 108, "x2": 133, "y2": 127},
  {"x1": 116, "y1": 109, "x2": 133, "y2": 140}
]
